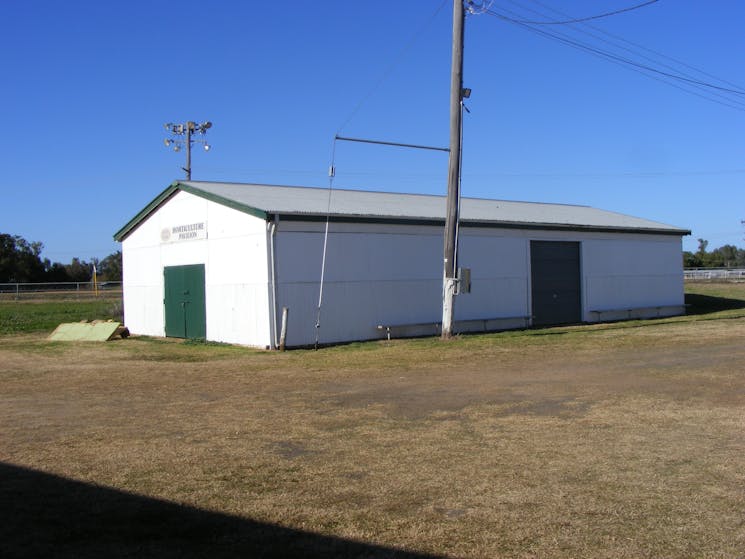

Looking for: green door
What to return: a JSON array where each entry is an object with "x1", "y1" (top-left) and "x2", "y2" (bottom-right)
[{"x1": 164, "y1": 264, "x2": 206, "y2": 339}]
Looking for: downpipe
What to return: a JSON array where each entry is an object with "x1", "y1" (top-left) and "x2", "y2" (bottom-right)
[{"x1": 269, "y1": 217, "x2": 279, "y2": 349}]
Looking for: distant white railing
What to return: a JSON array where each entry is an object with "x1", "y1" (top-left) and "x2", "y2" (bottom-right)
[
  {"x1": 684, "y1": 268, "x2": 745, "y2": 281},
  {"x1": 0, "y1": 281, "x2": 122, "y2": 299}
]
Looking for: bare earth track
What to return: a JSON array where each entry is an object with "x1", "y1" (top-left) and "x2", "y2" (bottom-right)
[{"x1": 1, "y1": 284, "x2": 744, "y2": 558}]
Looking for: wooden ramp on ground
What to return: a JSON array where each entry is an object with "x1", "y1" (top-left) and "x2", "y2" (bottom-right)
[{"x1": 48, "y1": 321, "x2": 129, "y2": 342}]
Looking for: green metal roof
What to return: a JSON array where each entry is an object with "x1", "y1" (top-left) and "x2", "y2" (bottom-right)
[{"x1": 114, "y1": 180, "x2": 690, "y2": 241}]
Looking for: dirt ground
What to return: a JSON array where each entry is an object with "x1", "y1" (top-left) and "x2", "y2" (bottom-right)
[{"x1": 1, "y1": 313, "x2": 744, "y2": 558}]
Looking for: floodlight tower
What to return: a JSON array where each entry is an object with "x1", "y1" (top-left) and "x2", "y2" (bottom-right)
[{"x1": 164, "y1": 121, "x2": 212, "y2": 180}]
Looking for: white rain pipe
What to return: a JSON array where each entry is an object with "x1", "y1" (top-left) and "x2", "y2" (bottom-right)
[{"x1": 269, "y1": 216, "x2": 279, "y2": 349}]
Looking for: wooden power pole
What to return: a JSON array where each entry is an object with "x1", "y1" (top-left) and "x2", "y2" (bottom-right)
[{"x1": 442, "y1": 0, "x2": 465, "y2": 338}]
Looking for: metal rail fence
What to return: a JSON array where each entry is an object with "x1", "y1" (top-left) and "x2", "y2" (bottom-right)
[
  {"x1": 1, "y1": 269, "x2": 742, "y2": 299},
  {"x1": 0, "y1": 281, "x2": 123, "y2": 300},
  {"x1": 684, "y1": 268, "x2": 745, "y2": 281}
]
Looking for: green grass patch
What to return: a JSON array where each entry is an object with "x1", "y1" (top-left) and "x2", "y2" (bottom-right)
[
  {"x1": 0, "y1": 298, "x2": 123, "y2": 335},
  {"x1": 684, "y1": 281, "x2": 745, "y2": 317},
  {"x1": 685, "y1": 280, "x2": 745, "y2": 299},
  {"x1": 118, "y1": 335, "x2": 262, "y2": 362},
  {"x1": 3, "y1": 282, "x2": 745, "y2": 346}
]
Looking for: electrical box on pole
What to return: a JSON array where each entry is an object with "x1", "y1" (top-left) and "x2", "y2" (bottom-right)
[{"x1": 456, "y1": 267, "x2": 471, "y2": 294}]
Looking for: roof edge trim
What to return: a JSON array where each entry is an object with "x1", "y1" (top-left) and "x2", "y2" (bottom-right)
[
  {"x1": 113, "y1": 182, "x2": 180, "y2": 242},
  {"x1": 276, "y1": 213, "x2": 690, "y2": 236},
  {"x1": 113, "y1": 182, "x2": 269, "y2": 242},
  {"x1": 179, "y1": 183, "x2": 268, "y2": 221}
]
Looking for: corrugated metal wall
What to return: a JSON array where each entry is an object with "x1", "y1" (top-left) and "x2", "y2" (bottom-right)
[
  {"x1": 122, "y1": 194, "x2": 685, "y2": 347},
  {"x1": 274, "y1": 222, "x2": 685, "y2": 346}
]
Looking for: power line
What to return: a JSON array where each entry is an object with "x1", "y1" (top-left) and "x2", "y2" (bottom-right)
[
  {"x1": 197, "y1": 165, "x2": 745, "y2": 180},
  {"x1": 523, "y1": 0, "x2": 745, "y2": 92},
  {"x1": 481, "y1": 4, "x2": 745, "y2": 112},
  {"x1": 464, "y1": 168, "x2": 745, "y2": 179},
  {"x1": 485, "y1": 8, "x2": 745, "y2": 96},
  {"x1": 334, "y1": 0, "x2": 449, "y2": 135},
  {"x1": 490, "y1": 0, "x2": 660, "y2": 25}
]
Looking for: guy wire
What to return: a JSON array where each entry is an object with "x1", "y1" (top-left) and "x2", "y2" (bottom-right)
[{"x1": 314, "y1": 137, "x2": 337, "y2": 349}]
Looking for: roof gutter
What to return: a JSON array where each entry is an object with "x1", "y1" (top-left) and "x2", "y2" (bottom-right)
[{"x1": 271, "y1": 212, "x2": 691, "y2": 236}]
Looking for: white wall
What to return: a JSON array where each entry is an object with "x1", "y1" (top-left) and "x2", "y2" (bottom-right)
[
  {"x1": 455, "y1": 233, "x2": 530, "y2": 321},
  {"x1": 274, "y1": 221, "x2": 685, "y2": 346},
  {"x1": 121, "y1": 191, "x2": 271, "y2": 347},
  {"x1": 459, "y1": 229, "x2": 685, "y2": 324},
  {"x1": 275, "y1": 222, "x2": 443, "y2": 346},
  {"x1": 582, "y1": 235, "x2": 684, "y2": 318}
]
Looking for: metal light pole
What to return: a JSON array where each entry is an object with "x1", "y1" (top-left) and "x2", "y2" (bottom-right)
[
  {"x1": 442, "y1": 0, "x2": 465, "y2": 339},
  {"x1": 164, "y1": 121, "x2": 212, "y2": 180}
]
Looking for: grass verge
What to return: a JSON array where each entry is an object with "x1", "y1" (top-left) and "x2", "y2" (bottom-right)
[{"x1": 0, "y1": 283, "x2": 744, "y2": 557}]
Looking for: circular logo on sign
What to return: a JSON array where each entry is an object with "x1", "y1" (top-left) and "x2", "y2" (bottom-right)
[{"x1": 160, "y1": 228, "x2": 171, "y2": 242}]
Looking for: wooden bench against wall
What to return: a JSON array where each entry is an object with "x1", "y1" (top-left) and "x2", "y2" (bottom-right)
[{"x1": 376, "y1": 315, "x2": 531, "y2": 340}]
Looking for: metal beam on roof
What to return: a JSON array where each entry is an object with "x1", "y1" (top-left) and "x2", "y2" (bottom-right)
[{"x1": 335, "y1": 135, "x2": 449, "y2": 153}]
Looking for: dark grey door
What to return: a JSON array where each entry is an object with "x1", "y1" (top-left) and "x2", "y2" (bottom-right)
[{"x1": 530, "y1": 241, "x2": 581, "y2": 326}]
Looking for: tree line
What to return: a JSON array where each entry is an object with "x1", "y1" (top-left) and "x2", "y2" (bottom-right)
[
  {"x1": 683, "y1": 239, "x2": 745, "y2": 269},
  {"x1": 0, "y1": 233, "x2": 121, "y2": 283},
  {"x1": 2, "y1": 232, "x2": 743, "y2": 283}
]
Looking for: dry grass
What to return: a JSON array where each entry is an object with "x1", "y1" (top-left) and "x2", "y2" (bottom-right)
[{"x1": 1, "y1": 283, "x2": 745, "y2": 557}]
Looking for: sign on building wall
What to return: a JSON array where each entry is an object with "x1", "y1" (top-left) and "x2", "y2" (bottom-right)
[{"x1": 161, "y1": 222, "x2": 207, "y2": 243}]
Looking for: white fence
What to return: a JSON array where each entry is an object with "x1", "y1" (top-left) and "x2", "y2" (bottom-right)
[
  {"x1": 684, "y1": 268, "x2": 745, "y2": 281},
  {"x1": 0, "y1": 281, "x2": 122, "y2": 299},
  {"x1": 1, "y1": 270, "x2": 742, "y2": 297}
]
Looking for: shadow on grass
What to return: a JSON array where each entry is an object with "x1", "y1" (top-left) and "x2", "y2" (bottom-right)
[
  {"x1": 476, "y1": 293, "x2": 745, "y2": 341},
  {"x1": 0, "y1": 462, "x2": 442, "y2": 559},
  {"x1": 684, "y1": 293, "x2": 745, "y2": 315}
]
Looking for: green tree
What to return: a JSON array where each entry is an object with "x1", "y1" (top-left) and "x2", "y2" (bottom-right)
[
  {"x1": 696, "y1": 238, "x2": 709, "y2": 259},
  {"x1": 702, "y1": 249, "x2": 724, "y2": 268},
  {"x1": 98, "y1": 250, "x2": 122, "y2": 281},
  {"x1": 64, "y1": 257, "x2": 92, "y2": 282},
  {"x1": 0, "y1": 233, "x2": 123, "y2": 283},
  {"x1": 737, "y1": 248, "x2": 745, "y2": 267},
  {"x1": 0, "y1": 233, "x2": 46, "y2": 282},
  {"x1": 683, "y1": 251, "x2": 702, "y2": 268},
  {"x1": 714, "y1": 244, "x2": 740, "y2": 267},
  {"x1": 44, "y1": 260, "x2": 71, "y2": 282},
  {"x1": 685, "y1": 239, "x2": 745, "y2": 268}
]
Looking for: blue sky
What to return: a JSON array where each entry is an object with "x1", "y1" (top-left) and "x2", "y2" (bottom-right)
[{"x1": 2, "y1": 0, "x2": 743, "y2": 261}]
